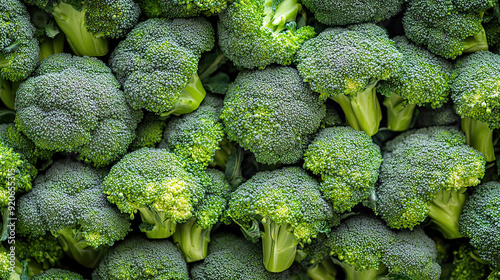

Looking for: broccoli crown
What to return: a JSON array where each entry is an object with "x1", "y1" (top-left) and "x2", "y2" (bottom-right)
[
  {"x1": 217, "y1": 0, "x2": 316, "y2": 69},
  {"x1": 221, "y1": 66, "x2": 325, "y2": 165},
  {"x1": 449, "y1": 243, "x2": 489, "y2": 280},
  {"x1": 459, "y1": 181, "x2": 500, "y2": 268},
  {"x1": 16, "y1": 159, "x2": 131, "y2": 248},
  {"x1": 402, "y1": 0, "x2": 493, "y2": 59},
  {"x1": 0, "y1": 251, "x2": 10, "y2": 280},
  {"x1": 451, "y1": 51, "x2": 500, "y2": 129},
  {"x1": 109, "y1": 17, "x2": 214, "y2": 115},
  {"x1": 32, "y1": 268, "x2": 84, "y2": 280},
  {"x1": 303, "y1": 126, "x2": 382, "y2": 213},
  {"x1": 376, "y1": 126, "x2": 485, "y2": 229},
  {"x1": 295, "y1": 23, "x2": 402, "y2": 100},
  {"x1": 414, "y1": 102, "x2": 461, "y2": 128},
  {"x1": 320, "y1": 102, "x2": 344, "y2": 128},
  {"x1": 193, "y1": 169, "x2": 231, "y2": 229},
  {"x1": 0, "y1": 0, "x2": 39, "y2": 82},
  {"x1": 93, "y1": 236, "x2": 189, "y2": 280},
  {"x1": 191, "y1": 233, "x2": 291, "y2": 280},
  {"x1": 378, "y1": 36, "x2": 454, "y2": 108},
  {"x1": 137, "y1": 0, "x2": 230, "y2": 17},
  {"x1": 227, "y1": 166, "x2": 336, "y2": 244},
  {"x1": 0, "y1": 123, "x2": 54, "y2": 165},
  {"x1": 301, "y1": 0, "x2": 404, "y2": 26},
  {"x1": 14, "y1": 234, "x2": 64, "y2": 270},
  {"x1": 129, "y1": 112, "x2": 168, "y2": 151},
  {"x1": 15, "y1": 53, "x2": 143, "y2": 168}
]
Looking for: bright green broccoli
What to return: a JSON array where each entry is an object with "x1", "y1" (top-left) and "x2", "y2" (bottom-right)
[
  {"x1": 451, "y1": 51, "x2": 500, "y2": 162},
  {"x1": 191, "y1": 233, "x2": 292, "y2": 279},
  {"x1": 92, "y1": 236, "x2": 189, "y2": 280},
  {"x1": 32, "y1": 268, "x2": 83, "y2": 280},
  {"x1": 108, "y1": 17, "x2": 214, "y2": 116},
  {"x1": 414, "y1": 102, "x2": 461, "y2": 128},
  {"x1": 129, "y1": 112, "x2": 168, "y2": 151},
  {"x1": 0, "y1": 123, "x2": 53, "y2": 166},
  {"x1": 14, "y1": 234, "x2": 64, "y2": 271},
  {"x1": 102, "y1": 148, "x2": 205, "y2": 239},
  {"x1": 374, "y1": 127, "x2": 485, "y2": 238},
  {"x1": 27, "y1": 6, "x2": 65, "y2": 62},
  {"x1": 15, "y1": 53, "x2": 143, "y2": 168},
  {"x1": 299, "y1": 233, "x2": 338, "y2": 280},
  {"x1": 448, "y1": 243, "x2": 489, "y2": 280},
  {"x1": 226, "y1": 166, "x2": 338, "y2": 273},
  {"x1": 378, "y1": 36, "x2": 454, "y2": 132},
  {"x1": 295, "y1": 23, "x2": 403, "y2": 136},
  {"x1": 24, "y1": 0, "x2": 140, "y2": 57},
  {"x1": 217, "y1": 0, "x2": 316, "y2": 69},
  {"x1": 220, "y1": 66, "x2": 325, "y2": 165},
  {"x1": 303, "y1": 126, "x2": 383, "y2": 213},
  {"x1": 136, "y1": 0, "x2": 232, "y2": 18},
  {"x1": 402, "y1": 0, "x2": 492, "y2": 59},
  {"x1": 0, "y1": 246, "x2": 32, "y2": 280},
  {"x1": 16, "y1": 159, "x2": 132, "y2": 269}
]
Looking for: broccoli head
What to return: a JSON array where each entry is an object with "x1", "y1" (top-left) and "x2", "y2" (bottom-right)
[
  {"x1": 220, "y1": 66, "x2": 325, "y2": 165},
  {"x1": 32, "y1": 268, "x2": 84, "y2": 280},
  {"x1": 129, "y1": 112, "x2": 168, "y2": 151},
  {"x1": 0, "y1": 123, "x2": 53, "y2": 166},
  {"x1": 15, "y1": 53, "x2": 143, "y2": 168},
  {"x1": 14, "y1": 234, "x2": 64, "y2": 271},
  {"x1": 303, "y1": 126, "x2": 382, "y2": 213},
  {"x1": 109, "y1": 17, "x2": 214, "y2": 116},
  {"x1": 137, "y1": 0, "x2": 231, "y2": 18},
  {"x1": 295, "y1": 23, "x2": 402, "y2": 136},
  {"x1": 448, "y1": 243, "x2": 489, "y2": 280},
  {"x1": 227, "y1": 166, "x2": 338, "y2": 272}
]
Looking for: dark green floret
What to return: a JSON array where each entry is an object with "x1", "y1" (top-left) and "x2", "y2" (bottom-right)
[
  {"x1": 129, "y1": 112, "x2": 168, "y2": 151},
  {"x1": 220, "y1": 66, "x2": 325, "y2": 165},
  {"x1": 295, "y1": 23, "x2": 402, "y2": 136},
  {"x1": 226, "y1": 166, "x2": 338, "y2": 272},
  {"x1": 32, "y1": 268, "x2": 84, "y2": 280},
  {"x1": 303, "y1": 126, "x2": 382, "y2": 213},
  {"x1": 109, "y1": 18, "x2": 214, "y2": 116}
]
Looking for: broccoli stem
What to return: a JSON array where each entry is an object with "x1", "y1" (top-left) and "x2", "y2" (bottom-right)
[
  {"x1": 463, "y1": 12, "x2": 489, "y2": 54},
  {"x1": 161, "y1": 73, "x2": 206, "y2": 117},
  {"x1": 307, "y1": 258, "x2": 337, "y2": 280},
  {"x1": 39, "y1": 33, "x2": 65, "y2": 62},
  {"x1": 332, "y1": 258, "x2": 387, "y2": 280},
  {"x1": 461, "y1": 117, "x2": 495, "y2": 162},
  {"x1": 0, "y1": 56, "x2": 9, "y2": 69},
  {"x1": 51, "y1": 2, "x2": 108, "y2": 57},
  {"x1": 263, "y1": 0, "x2": 301, "y2": 34},
  {"x1": 383, "y1": 94, "x2": 417, "y2": 132},
  {"x1": 0, "y1": 78, "x2": 20, "y2": 110},
  {"x1": 138, "y1": 207, "x2": 177, "y2": 239},
  {"x1": 427, "y1": 189, "x2": 467, "y2": 239},
  {"x1": 330, "y1": 83, "x2": 382, "y2": 136},
  {"x1": 261, "y1": 218, "x2": 298, "y2": 273},
  {"x1": 55, "y1": 227, "x2": 108, "y2": 269},
  {"x1": 172, "y1": 217, "x2": 211, "y2": 263}
]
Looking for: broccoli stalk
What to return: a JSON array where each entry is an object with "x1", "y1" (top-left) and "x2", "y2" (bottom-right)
[
  {"x1": 263, "y1": 0, "x2": 302, "y2": 34},
  {"x1": 137, "y1": 208, "x2": 177, "y2": 239},
  {"x1": 161, "y1": 73, "x2": 206, "y2": 117},
  {"x1": 463, "y1": 13, "x2": 489, "y2": 53},
  {"x1": 55, "y1": 228, "x2": 108, "y2": 269},
  {"x1": 209, "y1": 139, "x2": 245, "y2": 189},
  {"x1": 427, "y1": 189, "x2": 468, "y2": 239},
  {"x1": 0, "y1": 78, "x2": 20, "y2": 110},
  {"x1": 382, "y1": 93, "x2": 417, "y2": 132},
  {"x1": 307, "y1": 258, "x2": 337, "y2": 280},
  {"x1": 39, "y1": 33, "x2": 65, "y2": 61},
  {"x1": 261, "y1": 218, "x2": 298, "y2": 273},
  {"x1": 332, "y1": 259, "x2": 388, "y2": 280},
  {"x1": 172, "y1": 217, "x2": 211, "y2": 263},
  {"x1": 461, "y1": 117, "x2": 495, "y2": 162}
]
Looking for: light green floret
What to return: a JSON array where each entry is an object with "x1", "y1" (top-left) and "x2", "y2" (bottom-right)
[
  {"x1": 448, "y1": 244, "x2": 489, "y2": 280},
  {"x1": 303, "y1": 126, "x2": 382, "y2": 213},
  {"x1": 32, "y1": 268, "x2": 84, "y2": 280},
  {"x1": 14, "y1": 234, "x2": 64, "y2": 271},
  {"x1": 378, "y1": 36, "x2": 454, "y2": 132},
  {"x1": 227, "y1": 166, "x2": 338, "y2": 273},
  {"x1": 109, "y1": 18, "x2": 214, "y2": 116},
  {"x1": 129, "y1": 113, "x2": 168, "y2": 151},
  {"x1": 103, "y1": 148, "x2": 205, "y2": 240},
  {"x1": 295, "y1": 23, "x2": 403, "y2": 136},
  {"x1": 137, "y1": 0, "x2": 231, "y2": 18}
]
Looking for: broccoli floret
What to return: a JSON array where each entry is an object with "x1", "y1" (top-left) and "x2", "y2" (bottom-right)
[
  {"x1": 220, "y1": 66, "x2": 325, "y2": 165},
  {"x1": 320, "y1": 102, "x2": 344, "y2": 128},
  {"x1": 25, "y1": 0, "x2": 140, "y2": 57},
  {"x1": 93, "y1": 236, "x2": 189, "y2": 280},
  {"x1": 103, "y1": 148, "x2": 206, "y2": 239},
  {"x1": 459, "y1": 181, "x2": 500, "y2": 270},
  {"x1": 301, "y1": 0, "x2": 404, "y2": 26},
  {"x1": 295, "y1": 23, "x2": 402, "y2": 136},
  {"x1": 303, "y1": 126, "x2": 383, "y2": 213},
  {"x1": 327, "y1": 214, "x2": 441, "y2": 280},
  {"x1": 109, "y1": 18, "x2": 214, "y2": 116},
  {"x1": 378, "y1": 36, "x2": 454, "y2": 132},
  {"x1": 0, "y1": 246, "x2": 32, "y2": 280},
  {"x1": 137, "y1": 0, "x2": 231, "y2": 17},
  {"x1": 414, "y1": 102, "x2": 461, "y2": 128},
  {"x1": 451, "y1": 51, "x2": 500, "y2": 162},
  {"x1": 191, "y1": 233, "x2": 291, "y2": 279},
  {"x1": 402, "y1": 0, "x2": 492, "y2": 59},
  {"x1": 299, "y1": 234, "x2": 338, "y2": 280},
  {"x1": 28, "y1": 6, "x2": 65, "y2": 61},
  {"x1": 374, "y1": 127, "x2": 485, "y2": 238},
  {"x1": 227, "y1": 166, "x2": 338, "y2": 272},
  {"x1": 448, "y1": 243, "x2": 489, "y2": 280},
  {"x1": 217, "y1": 0, "x2": 316, "y2": 69},
  {"x1": 16, "y1": 159, "x2": 132, "y2": 268},
  {"x1": 14, "y1": 234, "x2": 64, "y2": 271},
  {"x1": 0, "y1": 123, "x2": 53, "y2": 166},
  {"x1": 32, "y1": 268, "x2": 84, "y2": 280},
  {"x1": 14, "y1": 53, "x2": 143, "y2": 168},
  {"x1": 129, "y1": 112, "x2": 168, "y2": 151}
]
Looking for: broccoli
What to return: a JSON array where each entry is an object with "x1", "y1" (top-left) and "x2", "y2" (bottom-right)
[
  {"x1": 402, "y1": 0, "x2": 492, "y2": 59},
  {"x1": 448, "y1": 243, "x2": 489, "y2": 280},
  {"x1": 299, "y1": 234, "x2": 338, "y2": 280},
  {"x1": 32, "y1": 268, "x2": 84, "y2": 280},
  {"x1": 14, "y1": 234, "x2": 64, "y2": 271},
  {"x1": 136, "y1": 0, "x2": 231, "y2": 18},
  {"x1": 108, "y1": 17, "x2": 214, "y2": 116},
  {"x1": 129, "y1": 112, "x2": 168, "y2": 151},
  {"x1": 295, "y1": 23, "x2": 402, "y2": 136},
  {"x1": 303, "y1": 126, "x2": 383, "y2": 213},
  {"x1": 28, "y1": 6, "x2": 65, "y2": 61},
  {"x1": 226, "y1": 166, "x2": 338, "y2": 272},
  {"x1": 217, "y1": 0, "x2": 316, "y2": 69},
  {"x1": 0, "y1": 246, "x2": 32, "y2": 280},
  {"x1": 373, "y1": 127, "x2": 485, "y2": 238},
  {"x1": 16, "y1": 159, "x2": 132, "y2": 268},
  {"x1": 191, "y1": 233, "x2": 292, "y2": 279},
  {"x1": 301, "y1": 0, "x2": 404, "y2": 26},
  {"x1": 220, "y1": 66, "x2": 325, "y2": 165},
  {"x1": 320, "y1": 102, "x2": 344, "y2": 129},
  {"x1": 378, "y1": 36, "x2": 454, "y2": 132},
  {"x1": 93, "y1": 236, "x2": 189, "y2": 280},
  {"x1": 14, "y1": 53, "x2": 143, "y2": 168},
  {"x1": 414, "y1": 102, "x2": 461, "y2": 128},
  {"x1": 102, "y1": 148, "x2": 206, "y2": 239},
  {"x1": 451, "y1": 51, "x2": 500, "y2": 162},
  {"x1": 24, "y1": 0, "x2": 140, "y2": 57},
  {"x1": 172, "y1": 169, "x2": 231, "y2": 262},
  {"x1": 459, "y1": 181, "x2": 500, "y2": 271},
  {"x1": 326, "y1": 214, "x2": 441, "y2": 280}
]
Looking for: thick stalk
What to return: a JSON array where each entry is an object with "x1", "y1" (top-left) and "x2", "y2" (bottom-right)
[
  {"x1": 161, "y1": 73, "x2": 206, "y2": 117},
  {"x1": 138, "y1": 207, "x2": 176, "y2": 239},
  {"x1": 39, "y1": 33, "x2": 65, "y2": 61},
  {"x1": 461, "y1": 117, "x2": 495, "y2": 162},
  {"x1": 261, "y1": 218, "x2": 298, "y2": 273},
  {"x1": 0, "y1": 78, "x2": 20, "y2": 110},
  {"x1": 427, "y1": 189, "x2": 467, "y2": 239},
  {"x1": 56, "y1": 227, "x2": 108, "y2": 269},
  {"x1": 383, "y1": 94, "x2": 417, "y2": 132},
  {"x1": 172, "y1": 217, "x2": 211, "y2": 262}
]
